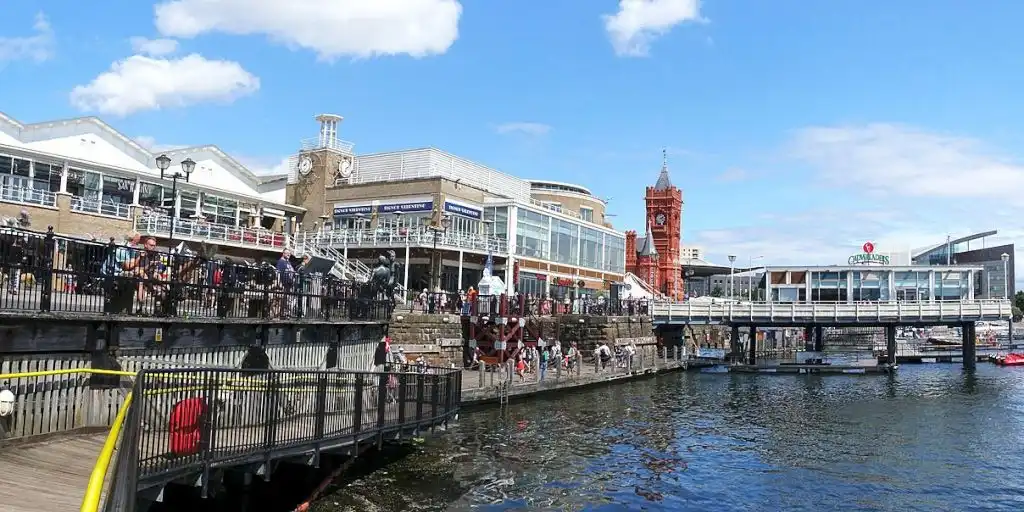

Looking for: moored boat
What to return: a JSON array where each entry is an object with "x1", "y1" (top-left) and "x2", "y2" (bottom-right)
[{"x1": 993, "y1": 353, "x2": 1024, "y2": 366}]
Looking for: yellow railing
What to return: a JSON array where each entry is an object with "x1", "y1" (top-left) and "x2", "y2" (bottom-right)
[{"x1": 0, "y1": 368, "x2": 136, "y2": 512}]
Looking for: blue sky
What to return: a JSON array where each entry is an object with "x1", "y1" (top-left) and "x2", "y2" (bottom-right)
[{"x1": 2, "y1": 0, "x2": 1023, "y2": 284}]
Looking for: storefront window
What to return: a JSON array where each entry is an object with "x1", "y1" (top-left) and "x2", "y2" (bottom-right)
[
  {"x1": 101, "y1": 175, "x2": 135, "y2": 206},
  {"x1": 32, "y1": 162, "x2": 61, "y2": 192},
  {"x1": 377, "y1": 213, "x2": 429, "y2": 232},
  {"x1": 138, "y1": 182, "x2": 165, "y2": 210},
  {"x1": 202, "y1": 194, "x2": 238, "y2": 225},
  {"x1": 517, "y1": 272, "x2": 546, "y2": 297},
  {"x1": 448, "y1": 215, "x2": 479, "y2": 235},
  {"x1": 179, "y1": 191, "x2": 199, "y2": 218}
]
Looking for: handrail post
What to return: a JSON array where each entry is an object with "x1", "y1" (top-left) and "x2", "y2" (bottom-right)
[
  {"x1": 415, "y1": 372, "x2": 426, "y2": 428},
  {"x1": 352, "y1": 373, "x2": 364, "y2": 435},
  {"x1": 262, "y1": 373, "x2": 280, "y2": 466},
  {"x1": 397, "y1": 373, "x2": 408, "y2": 428},
  {"x1": 40, "y1": 226, "x2": 55, "y2": 312},
  {"x1": 314, "y1": 373, "x2": 327, "y2": 441},
  {"x1": 430, "y1": 373, "x2": 441, "y2": 427},
  {"x1": 376, "y1": 370, "x2": 387, "y2": 432}
]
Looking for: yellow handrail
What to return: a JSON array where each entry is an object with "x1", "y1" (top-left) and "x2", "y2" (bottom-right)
[
  {"x1": 79, "y1": 392, "x2": 133, "y2": 512},
  {"x1": 0, "y1": 368, "x2": 135, "y2": 379}
]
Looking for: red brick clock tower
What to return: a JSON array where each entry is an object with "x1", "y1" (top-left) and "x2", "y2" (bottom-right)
[{"x1": 645, "y1": 150, "x2": 684, "y2": 299}]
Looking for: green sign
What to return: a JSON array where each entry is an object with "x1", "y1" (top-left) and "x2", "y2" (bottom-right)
[{"x1": 848, "y1": 253, "x2": 890, "y2": 265}]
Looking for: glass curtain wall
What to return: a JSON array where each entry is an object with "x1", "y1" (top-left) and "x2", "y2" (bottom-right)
[
  {"x1": 376, "y1": 212, "x2": 429, "y2": 232},
  {"x1": 580, "y1": 226, "x2": 602, "y2": 269},
  {"x1": 483, "y1": 206, "x2": 509, "y2": 240},
  {"x1": 604, "y1": 234, "x2": 625, "y2": 273},
  {"x1": 101, "y1": 175, "x2": 135, "y2": 206},
  {"x1": 809, "y1": 271, "x2": 848, "y2": 302},
  {"x1": 893, "y1": 271, "x2": 931, "y2": 301},
  {"x1": 935, "y1": 270, "x2": 969, "y2": 300},
  {"x1": 516, "y1": 208, "x2": 550, "y2": 260},
  {"x1": 549, "y1": 218, "x2": 579, "y2": 265},
  {"x1": 852, "y1": 270, "x2": 890, "y2": 301}
]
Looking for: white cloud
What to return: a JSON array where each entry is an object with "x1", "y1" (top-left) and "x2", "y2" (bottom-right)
[
  {"x1": 0, "y1": 12, "x2": 55, "y2": 63},
  {"x1": 129, "y1": 37, "x2": 179, "y2": 57},
  {"x1": 790, "y1": 123, "x2": 1024, "y2": 201},
  {"x1": 236, "y1": 156, "x2": 291, "y2": 176},
  {"x1": 603, "y1": 0, "x2": 703, "y2": 57},
  {"x1": 154, "y1": 0, "x2": 462, "y2": 60},
  {"x1": 690, "y1": 123, "x2": 1024, "y2": 288},
  {"x1": 494, "y1": 122, "x2": 552, "y2": 137},
  {"x1": 70, "y1": 54, "x2": 260, "y2": 117}
]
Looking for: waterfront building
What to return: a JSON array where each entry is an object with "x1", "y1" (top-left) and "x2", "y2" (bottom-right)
[
  {"x1": 911, "y1": 231, "x2": 1015, "y2": 299},
  {"x1": 0, "y1": 112, "x2": 299, "y2": 258},
  {"x1": 760, "y1": 265, "x2": 984, "y2": 302},
  {"x1": 285, "y1": 114, "x2": 626, "y2": 296},
  {"x1": 624, "y1": 152, "x2": 686, "y2": 300}
]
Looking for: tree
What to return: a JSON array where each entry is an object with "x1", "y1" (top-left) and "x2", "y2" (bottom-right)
[
  {"x1": 1015, "y1": 291, "x2": 1024, "y2": 316},
  {"x1": 1013, "y1": 305, "x2": 1023, "y2": 323},
  {"x1": 710, "y1": 286, "x2": 723, "y2": 297}
]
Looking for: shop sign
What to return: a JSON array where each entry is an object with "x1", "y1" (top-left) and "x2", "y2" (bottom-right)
[
  {"x1": 333, "y1": 204, "x2": 373, "y2": 216},
  {"x1": 848, "y1": 241, "x2": 889, "y2": 265},
  {"x1": 379, "y1": 201, "x2": 433, "y2": 214},
  {"x1": 553, "y1": 277, "x2": 574, "y2": 287},
  {"x1": 444, "y1": 201, "x2": 482, "y2": 219}
]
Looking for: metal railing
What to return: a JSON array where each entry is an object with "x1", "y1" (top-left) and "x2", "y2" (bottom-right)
[
  {"x1": 299, "y1": 227, "x2": 508, "y2": 254},
  {"x1": 104, "y1": 366, "x2": 461, "y2": 510},
  {"x1": 652, "y1": 299, "x2": 1014, "y2": 324},
  {"x1": 70, "y1": 197, "x2": 133, "y2": 219},
  {"x1": 300, "y1": 136, "x2": 355, "y2": 154},
  {"x1": 0, "y1": 226, "x2": 391, "y2": 321},
  {"x1": 0, "y1": 184, "x2": 57, "y2": 208},
  {"x1": 137, "y1": 215, "x2": 289, "y2": 251},
  {"x1": 290, "y1": 231, "x2": 372, "y2": 282}
]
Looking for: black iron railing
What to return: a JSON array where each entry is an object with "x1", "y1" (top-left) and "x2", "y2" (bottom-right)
[
  {"x1": 0, "y1": 226, "x2": 392, "y2": 321},
  {"x1": 103, "y1": 366, "x2": 462, "y2": 510}
]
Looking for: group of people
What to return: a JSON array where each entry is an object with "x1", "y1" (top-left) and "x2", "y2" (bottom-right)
[{"x1": 506, "y1": 340, "x2": 580, "y2": 381}]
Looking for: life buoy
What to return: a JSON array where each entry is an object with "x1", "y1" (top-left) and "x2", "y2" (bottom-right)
[{"x1": 168, "y1": 397, "x2": 206, "y2": 456}]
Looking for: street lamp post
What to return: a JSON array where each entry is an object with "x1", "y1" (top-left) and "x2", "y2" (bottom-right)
[
  {"x1": 155, "y1": 154, "x2": 195, "y2": 244},
  {"x1": 427, "y1": 214, "x2": 451, "y2": 291},
  {"x1": 728, "y1": 255, "x2": 737, "y2": 299},
  {"x1": 1001, "y1": 253, "x2": 1010, "y2": 299},
  {"x1": 748, "y1": 255, "x2": 764, "y2": 301}
]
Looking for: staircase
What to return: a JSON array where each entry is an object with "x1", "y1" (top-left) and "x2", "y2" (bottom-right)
[{"x1": 290, "y1": 232, "x2": 372, "y2": 283}]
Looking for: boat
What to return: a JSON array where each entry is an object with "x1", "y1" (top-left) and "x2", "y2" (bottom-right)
[{"x1": 993, "y1": 353, "x2": 1024, "y2": 366}]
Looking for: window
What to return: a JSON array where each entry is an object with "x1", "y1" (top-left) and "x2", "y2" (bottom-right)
[
  {"x1": 549, "y1": 218, "x2": 579, "y2": 265},
  {"x1": 448, "y1": 215, "x2": 479, "y2": 236},
  {"x1": 33, "y1": 162, "x2": 61, "y2": 193},
  {"x1": 179, "y1": 191, "x2": 199, "y2": 218},
  {"x1": 515, "y1": 208, "x2": 550, "y2": 260},
  {"x1": 483, "y1": 206, "x2": 509, "y2": 240},
  {"x1": 376, "y1": 212, "x2": 429, "y2": 232},
  {"x1": 138, "y1": 182, "x2": 166, "y2": 210},
  {"x1": 202, "y1": 194, "x2": 238, "y2": 225},
  {"x1": 604, "y1": 233, "x2": 625, "y2": 273},
  {"x1": 101, "y1": 175, "x2": 135, "y2": 206},
  {"x1": 580, "y1": 226, "x2": 602, "y2": 269},
  {"x1": 580, "y1": 207, "x2": 594, "y2": 223}
]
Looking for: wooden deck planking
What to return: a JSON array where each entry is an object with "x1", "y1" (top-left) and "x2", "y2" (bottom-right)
[{"x1": 0, "y1": 433, "x2": 108, "y2": 512}]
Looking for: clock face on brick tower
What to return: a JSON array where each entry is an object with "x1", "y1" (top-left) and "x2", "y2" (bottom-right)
[{"x1": 654, "y1": 212, "x2": 667, "y2": 226}]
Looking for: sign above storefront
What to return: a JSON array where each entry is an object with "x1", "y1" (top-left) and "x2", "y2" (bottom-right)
[
  {"x1": 379, "y1": 201, "x2": 433, "y2": 214},
  {"x1": 333, "y1": 204, "x2": 372, "y2": 216},
  {"x1": 849, "y1": 240, "x2": 889, "y2": 265},
  {"x1": 444, "y1": 201, "x2": 482, "y2": 219}
]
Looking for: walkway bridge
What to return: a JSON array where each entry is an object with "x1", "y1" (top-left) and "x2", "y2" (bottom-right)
[
  {"x1": 651, "y1": 299, "x2": 1013, "y2": 327},
  {"x1": 0, "y1": 365, "x2": 461, "y2": 511}
]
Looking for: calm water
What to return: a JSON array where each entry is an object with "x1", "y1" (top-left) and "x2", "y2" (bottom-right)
[{"x1": 314, "y1": 364, "x2": 1024, "y2": 511}]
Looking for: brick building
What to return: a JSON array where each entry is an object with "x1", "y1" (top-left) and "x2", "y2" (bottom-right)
[{"x1": 625, "y1": 154, "x2": 686, "y2": 300}]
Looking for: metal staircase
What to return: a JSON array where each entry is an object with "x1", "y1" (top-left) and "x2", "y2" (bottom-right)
[{"x1": 290, "y1": 232, "x2": 372, "y2": 283}]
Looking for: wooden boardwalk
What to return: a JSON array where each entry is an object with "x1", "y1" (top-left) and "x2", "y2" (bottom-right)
[{"x1": 0, "y1": 432, "x2": 107, "y2": 512}]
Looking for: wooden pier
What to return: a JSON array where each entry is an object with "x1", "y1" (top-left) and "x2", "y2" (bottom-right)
[{"x1": 0, "y1": 433, "x2": 107, "y2": 512}]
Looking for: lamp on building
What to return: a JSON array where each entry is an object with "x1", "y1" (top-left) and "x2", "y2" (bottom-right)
[
  {"x1": 748, "y1": 255, "x2": 764, "y2": 301},
  {"x1": 728, "y1": 255, "x2": 737, "y2": 299},
  {"x1": 1001, "y1": 252, "x2": 1010, "y2": 299},
  {"x1": 156, "y1": 155, "x2": 194, "y2": 243}
]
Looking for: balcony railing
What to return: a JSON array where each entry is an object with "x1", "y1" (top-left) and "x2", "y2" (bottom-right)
[
  {"x1": 70, "y1": 196, "x2": 133, "y2": 219},
  {"x1": 138, "y1": 215, "x2": 288, "y2": 251},
  {"x1": 304, "y1": 227, "x2": 509, "y2": 254},
  {"x1": 300, "y1": 136, "x2": 355, "y2": 154},
  {"x1": 0, "y1": 184, "x2": 56, "y2": 208}
]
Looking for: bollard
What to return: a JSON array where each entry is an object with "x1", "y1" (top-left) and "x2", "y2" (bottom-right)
[
  {"x1": 556, "y1": 361, "x2": 561, "y2": 383},
  {"x1": 489, "y1": 364, "x2": 495, "y2": 387},
  {"x1": 675, "y1": 346, "x2": 681, "y2": 362},
  {"x1": 479, "y1": 362, "x2": 485, "y2": 388}
]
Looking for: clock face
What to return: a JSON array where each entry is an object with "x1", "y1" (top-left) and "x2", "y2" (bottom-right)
[
  {"x1": 655, "y1": 213, "x2": 667, "y2": 226},
  {"x1": 298, "y1": 157, "x2": 313, "y2": 176}
]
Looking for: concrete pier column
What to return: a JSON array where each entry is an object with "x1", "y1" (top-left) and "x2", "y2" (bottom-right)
[
  {"x1": 813, "y1": 326, "x2": 824, "y2": 352},
  {"x1": 885, "y1": 325, "x2": 897, "y2": 366},
  {"x1": 963, "y1": 322, "x2": 977, "y2": 370},
  {"x1": 748, "y1": 326, "x2": 757, "y2": 365},
  {"x1": 803, "y1": 326, "x2": 813, "y2": 351},
  {"x1": 1010, "y1": 320, "x2": 1015, "y2": 345}
]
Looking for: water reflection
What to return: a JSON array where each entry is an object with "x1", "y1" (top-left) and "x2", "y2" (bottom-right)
[{"x1": 318, "y1": 365, "x2": 1024, "y2": 511}]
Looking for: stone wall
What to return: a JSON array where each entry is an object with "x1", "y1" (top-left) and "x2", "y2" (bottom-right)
[{"x1": 387, "y1": 314, "x2": 729, "y2": 366}]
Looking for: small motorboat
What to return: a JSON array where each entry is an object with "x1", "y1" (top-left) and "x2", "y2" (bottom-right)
[{"x1": 993, "y1": 353, "x2": 1024, "y2": 366}]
